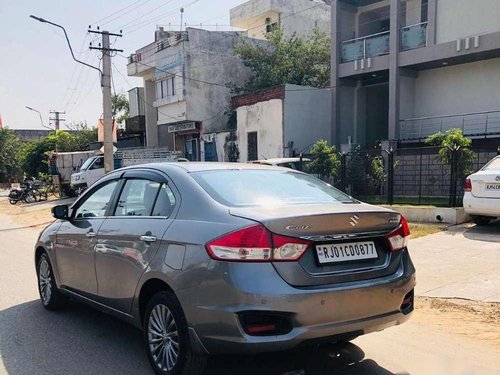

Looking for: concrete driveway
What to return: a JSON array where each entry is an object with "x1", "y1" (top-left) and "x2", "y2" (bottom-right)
[{"x1": 409, "y1": 221, "x2": 500, "y2": 302}]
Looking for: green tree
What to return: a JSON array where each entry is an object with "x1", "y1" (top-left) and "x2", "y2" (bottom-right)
[
  {"x1": 21, "y1": 130, "x2": 80, "y2": 177},
  {"x1": 233, "y1": 27, "x2": 331, "y2": 93},
  {"x1": 112, "y1": 93, "x2": 130, "y2": 127},
  {"x1": 306, "y1": 140, "x2": 340, "y2": 180},
  {"x1": 68, "y1": 122, "x2": 98, "y2": 150},
  {"x1": 425, "y1": 129, "x2": 476, "y2": 180},
  {"x1": 0, "y1": 129, "x2": 24, "y2": 182}
]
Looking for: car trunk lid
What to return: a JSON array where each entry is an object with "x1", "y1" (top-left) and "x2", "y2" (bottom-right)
[
  {"x1": 229, "y1": 204, "x2": 403, "y2": 287},
  {"x1": 471, "y1": 171, "x2": 500, "y2": 199}
]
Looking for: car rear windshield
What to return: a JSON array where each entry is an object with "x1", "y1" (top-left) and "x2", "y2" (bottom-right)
[
  {"x1": 483, "y1": 158, "x2": 500, "y2": 171},
  {"x1": 191, "y1": 170, "x2": 355, "y2": 207}
]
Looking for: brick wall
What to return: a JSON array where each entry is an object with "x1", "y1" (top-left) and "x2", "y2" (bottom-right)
[{"x1": 232, "y1": 86, "x2": 285, "y2": 109}]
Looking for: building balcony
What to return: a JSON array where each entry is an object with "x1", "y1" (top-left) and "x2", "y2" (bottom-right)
[
  {"x1": 127, "y1": 43, "x2": 157, "y2": 76},
  {"x1": 341, "y1": 22, "x2": 429, "y2": 64},
  {"x1": 341, "y1": 31, "x2": 390, "y2": 63},
  {"x1": 401, "y1": 22, "x2": 428, "y2": 51},
  {"x1": 399, "y1": 111, "x2": 500, "y2": 141}
]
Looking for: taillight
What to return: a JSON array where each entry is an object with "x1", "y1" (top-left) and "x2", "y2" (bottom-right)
[
  {"x1": 205, "y1": 224, "x2": 311, "y2": 262},
  {"x1": 386, "y1": 216, "x2": 410, "y2": 252},
  {"x1": 464, "y1": 178, "x2": 472, "y2": 192}
]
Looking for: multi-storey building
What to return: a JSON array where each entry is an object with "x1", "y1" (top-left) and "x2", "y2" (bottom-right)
[
  {"x1": 331, "y1": 0, "x2": 500, "y2": 149},
  {"x1": 230, "y1": 0, "x2": 331, "y2": 40},
  {"x1": 127, "y1": 27, "x2": 251, "y2": 161}
]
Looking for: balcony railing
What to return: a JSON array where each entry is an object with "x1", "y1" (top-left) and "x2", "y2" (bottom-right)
[
  {"x1": 341, "y1": 30, "x2": 390, "y2": 63},
  {"x1": 401, "y1": 22, "x2": 428, "y2": 51},
  {"x1": 157, "y1": 31, "x2": 189, "y2": 52},
  {"x1": 399, "y1": 110, "x2": 500, "y2": 140}
]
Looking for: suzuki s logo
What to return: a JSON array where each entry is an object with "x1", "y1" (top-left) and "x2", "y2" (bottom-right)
[
  {"x1": 496, "y1": 176, "x2": 500, "y2": 182},
  {"x1": 349, "y1": 215, "x2": 360, "y2": 227}
]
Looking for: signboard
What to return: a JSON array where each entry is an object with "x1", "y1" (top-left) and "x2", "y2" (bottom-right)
[
  {"x1": 99, "y1": 145, "x2": 118, "y2": 154},
  {"x1": 168, "y1": 122, "x2": 196, "y2": 133}
]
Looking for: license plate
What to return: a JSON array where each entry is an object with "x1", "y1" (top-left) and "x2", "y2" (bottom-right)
[
  {"x1": 316, "y1": 241, "x2": 378, "y2": 264},
  {"x1": 486, "y1": 184, "x2": 500, "y2": 190}
]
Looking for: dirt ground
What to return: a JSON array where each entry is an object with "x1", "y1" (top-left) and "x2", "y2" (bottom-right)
[
  {"x1": 0, "y1": 196, "x2": 56, "y2": 228},
  {"x1": 414, "y1": 297, "x2": 500, "y2": 349}
]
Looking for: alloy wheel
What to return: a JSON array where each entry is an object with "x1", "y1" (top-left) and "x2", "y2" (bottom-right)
[
  {"x1": 39, "y1": 258, "x2": 52, "y2": 305},
  {"x1": 148, "y1": 304, "x2": 180, "y2": 372}
]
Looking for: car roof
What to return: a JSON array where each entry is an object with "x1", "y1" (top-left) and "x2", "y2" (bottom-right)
[{"x1": 136, "y1": 162, "x2": 296, "y2": 173}]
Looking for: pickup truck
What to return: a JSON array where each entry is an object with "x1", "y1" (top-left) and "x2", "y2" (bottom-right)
[
  {"x1": 70, "y1": 148, "x2": 182, "y2": 194},
  {"x1": 49, "y1": 151, "x2": 97, "y2": 196}
]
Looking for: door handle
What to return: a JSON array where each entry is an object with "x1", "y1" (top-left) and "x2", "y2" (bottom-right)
[
  {"x1": 86, "y1": 231, "x2": 97, "y2": 238},
  {"x1": 140, "y1": 235, "x2": 157, "y2": 243}
]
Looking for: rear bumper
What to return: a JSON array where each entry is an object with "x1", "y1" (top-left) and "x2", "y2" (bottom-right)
[
  {"x1": 463, "y1": 193, "x2": 500, "y2": 217},
  {"x1": 181, "y1": 250, "x2": 416, "y2": 355}
]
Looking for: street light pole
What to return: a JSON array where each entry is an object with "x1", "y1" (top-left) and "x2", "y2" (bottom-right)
[
  {"x1": 30, "y1": 15, "x2": 121, "y2": 174},
  {"x1": 25, "y1": 106, "x2": 52, "y2": 130},
  {"x1": 29, "y1": 15, "x2": 102, "y2": 77}
]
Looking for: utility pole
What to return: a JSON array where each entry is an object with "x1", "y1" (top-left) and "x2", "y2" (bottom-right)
[
  {"x1": 89, "y1": 28, "x2": 123, "y2": 173},
  {"x1": 49, "y1": 110, "x2": 65, "y2": 130}
]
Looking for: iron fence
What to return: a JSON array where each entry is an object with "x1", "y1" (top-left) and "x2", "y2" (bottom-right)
[{"x1": 311, "y1": 146, "x2": 499, "y2": 207}]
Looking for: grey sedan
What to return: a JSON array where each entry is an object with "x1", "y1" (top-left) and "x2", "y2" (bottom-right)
[{"x1": 35, "y1": 163, "x2": 415, "y2": 375}]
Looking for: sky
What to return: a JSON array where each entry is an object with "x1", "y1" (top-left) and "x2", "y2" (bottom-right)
[{"x1": 0, "y1": 0, "x2": 247, "y2": 130}]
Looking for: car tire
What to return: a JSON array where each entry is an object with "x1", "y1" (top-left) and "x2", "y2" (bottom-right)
[
  {"x1": 36, "y1": 253, "x2": 66, "y2": 310},
  {"x1": 471, "y1": 216, "x2": 492, "y2": 226},
  {"x1": 144, "y1": 291, "x2": 206, "y2": 375}
]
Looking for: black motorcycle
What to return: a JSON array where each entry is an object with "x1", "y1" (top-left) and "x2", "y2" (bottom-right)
[{"x1": 8, "y1": 181, "x2": 38, "y2": 205}]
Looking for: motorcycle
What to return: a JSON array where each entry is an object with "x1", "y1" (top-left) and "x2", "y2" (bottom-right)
[{"x1": 8, "y1": 181, "x2": 38, "y2": 205}]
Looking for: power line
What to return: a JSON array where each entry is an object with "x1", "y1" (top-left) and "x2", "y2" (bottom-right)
[
  {"x1": 119, "y1": 50, "x2": 390, "y2": 93},
  {"x1": 125, "y1": 1, "x2": 328, "y2": 58},
  {"x1": 60, "y1": 33, "x2": 94, "y2": 108},
  {"x1": 126, "y1": 0, "x2": 425, "y2": 60},
  {"x1": 97, "y1": 0, "x2": 154, "y2": 28},
  {"x1": 121, "y1": 0, "x2": 202, "y2": 34},
  {"x1": 117, "y1": 0, "x2": 176, "y2": 30},
  {"x1": 91, "y1": 0, "x2": 144, "y2": 25},
  {"x1": 112, "y1": 61, "x2": 180, "y2": 121},
  {"x1": 112, "y1": 61, "x2": 230, "y2": 124}
]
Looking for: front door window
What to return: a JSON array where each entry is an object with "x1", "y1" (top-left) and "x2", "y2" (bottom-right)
[{"x1": 74, "y1": 180, "x2": 119, "y2": 218}]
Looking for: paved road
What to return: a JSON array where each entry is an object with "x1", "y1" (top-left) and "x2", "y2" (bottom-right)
[{"x1": 1, "y1": 210, "x2": 499, "y2": 375}]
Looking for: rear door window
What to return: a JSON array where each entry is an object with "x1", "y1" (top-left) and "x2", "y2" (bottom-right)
[{"x1": 114, "y1": 179, "x2": 161, "y2": 217}]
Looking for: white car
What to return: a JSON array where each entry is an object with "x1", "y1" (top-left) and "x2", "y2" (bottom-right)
[
  {"x1": 250, "y1": 157, "x2": 311, "y2": 171},
  {"x1": 463, "y1": 155, "x2": 500, "y2": 225}
]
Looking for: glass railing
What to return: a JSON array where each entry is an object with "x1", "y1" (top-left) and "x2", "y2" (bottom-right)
[
  {"x1": 401, "y1": 22, "x2": 428, "y2": 51},
  {"x1": 399, "y1": 111, "x2": 500, "y2": 140},
  {"x1": 341, "y1": 31, "x2": 390, "y2": 63}
]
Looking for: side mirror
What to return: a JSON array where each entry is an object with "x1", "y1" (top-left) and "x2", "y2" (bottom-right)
[{"x1": 52, "y1": 205, "x2": 69, "y2": 220}]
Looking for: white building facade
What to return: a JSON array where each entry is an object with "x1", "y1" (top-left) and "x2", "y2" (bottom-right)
[
  {"x1": 127, "y1": 28, "x2": 252, "y2": 161},
  {"x1": 230, "y1": 0, "x2": 331, "y2": 40},
  {"x1": 233, "y1": 85, "x2": 332, "y2": 162}
]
